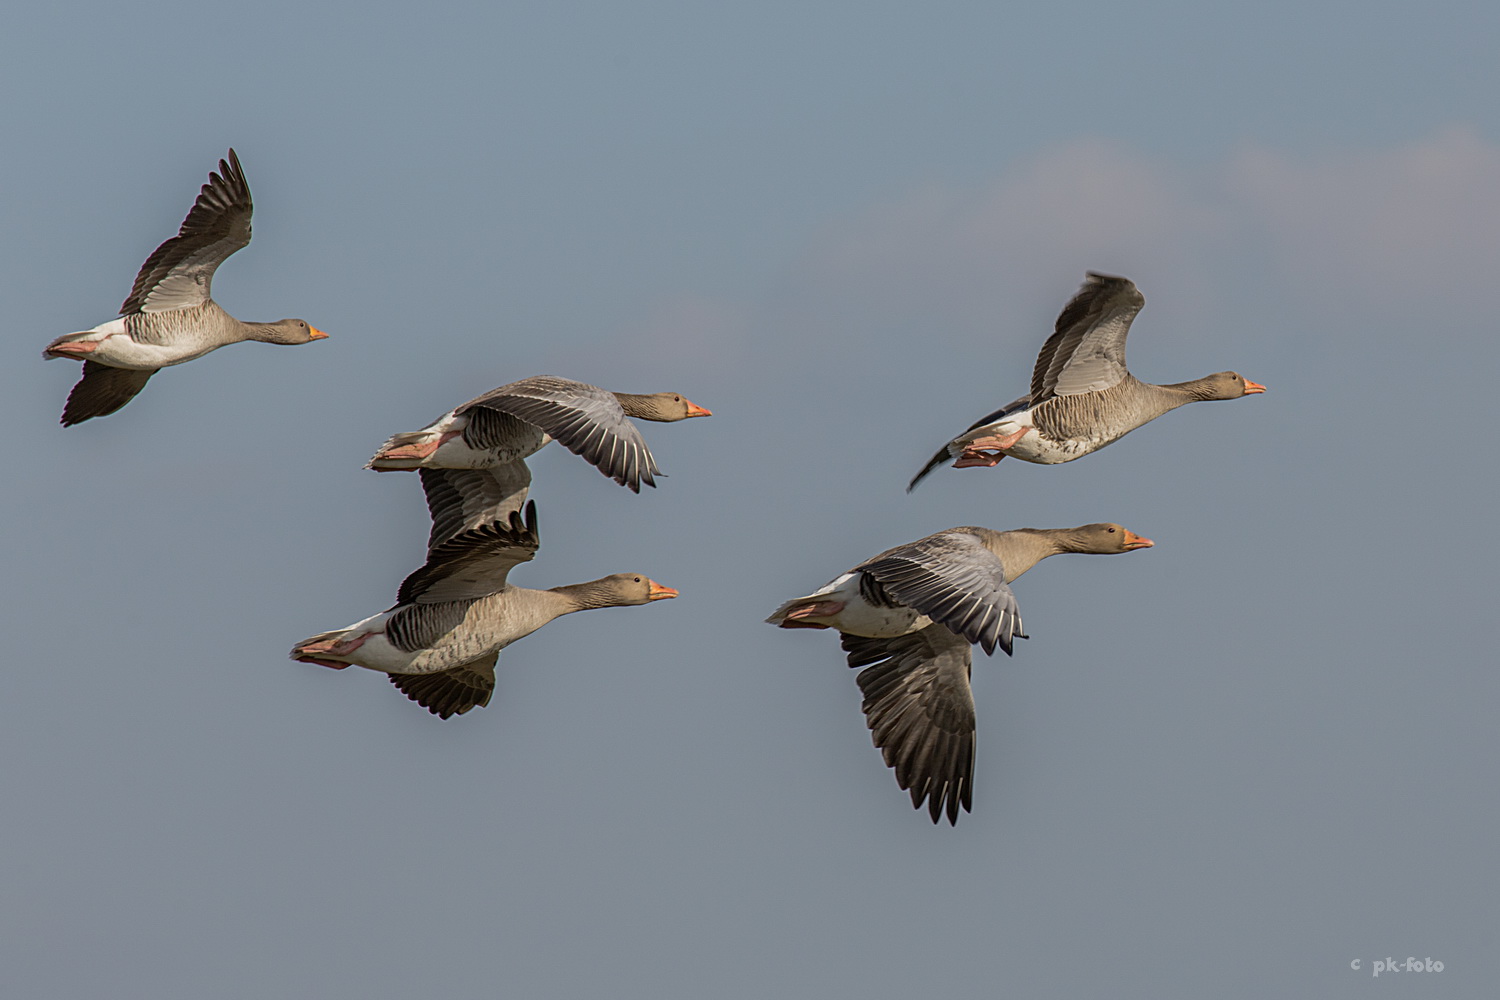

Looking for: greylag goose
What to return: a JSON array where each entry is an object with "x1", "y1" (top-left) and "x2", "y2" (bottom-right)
[
  {"x1": 43, "y1": 150, "x2": 328, "y2": 426},
  {"x1": 366, "y1": 375, "x2": 711, "y2": 496},
  {"x1": 908, "y1": 273, "x2": 1264, "y2": 490},
  {"x1": 767, "y1": 522, "x2": 1153, "y2": 823},
  {"x1": 291, "y1": 502, "x2": 677, "y2": 719}
]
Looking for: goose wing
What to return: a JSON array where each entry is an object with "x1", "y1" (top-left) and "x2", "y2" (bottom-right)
[
  {"x1": 59, "y1": 362, "x2": 157, "y2": 426},
  {"x1": 397, "y1": 501, "x2": 540, "y2": 605},
  {"x1": 388, "y1": 652, "x2": 498, "y2": 719},
  {"x1": 459, "y1": 376, "x2": 660, "y2": 492},
  {"x1": 841, "y1": 626, "x2": 976, "y2": 825},
  {"x1": 419, "y1": 464, "x2": 532, "y2": 553},
  {"x1": 1030, "y1": 272, "x2": 1143, "y2": 403},
  {"x1": 855, "y1": 530, "x2": 1024, "y2": 656},
  {"x1": 121, "y1": 150, "x2": 253, "y2": 316}
]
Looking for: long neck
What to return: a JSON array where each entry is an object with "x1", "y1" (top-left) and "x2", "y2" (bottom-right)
[
  {"x1": 985, "y1": 529, "x2": 1070, "y2": 582},
  {"x1": 241, "y1": 319, "x2": 303, "y2": 345},
  {"x1": 612, "y1": 393, "x2": 672, "y2": 421},
  {"x1": 546, "y1": 578, "x2": 629, "y2": 613},
  {"x1": 1153, "y1": 376, "x2": 1225, "y2": 405}
]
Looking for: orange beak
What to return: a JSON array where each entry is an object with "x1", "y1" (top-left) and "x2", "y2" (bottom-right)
[
  {"x1": 1123, "y1": 530, "x2": 1154, "y2": 550},
  {"x1": 1242, "y1": 379, "x2": 1265, "y2": 394},
  {"x1": 647, "y1": 580, "x2": 679, "y2": 601},
  {"x1": 684, "y1": 399, "x2": 712, "y2": 418},
  {"x1": 309, "y1": 326, "x2": 330, "y2": 340}
]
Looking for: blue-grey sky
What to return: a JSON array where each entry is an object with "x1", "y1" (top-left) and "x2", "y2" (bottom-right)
[{"x1": 4, "y1": 2, "x2": 1496, "y2": 997}]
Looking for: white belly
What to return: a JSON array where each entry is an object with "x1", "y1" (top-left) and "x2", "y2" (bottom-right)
[
  {"x1": 428, "y1": 417, "x2": 550, "y2": 468},
  {"x1": 965, "y1": 410, "x2": 1097, "y2": 465},
  {"x1": 65, "y1": 318, "x2": 216, "y2": 369},
  {"x1": 834, "y1": 598, "x2": 931, "y2": 637},
  {"x1": 330, "y1": 612, "x2": 422, "y2": 672},
  {"x1": 1002, "y1": 430, "x2": 1091, "y2": 464},
  {"x1": 798, "y1": 572, "x2": 933, "y2": 637}
]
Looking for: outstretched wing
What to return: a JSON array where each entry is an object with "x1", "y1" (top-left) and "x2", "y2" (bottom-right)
[
  {"x1": 396, "y1": 501, "x2": 540, "y2": 605},
  {"x1": 841, "y1": 626, "x2": 976, "y2": 825},
  {"x1": 459, "y1": 376, "x2": 661, "y2": 492},
  {"x1": 420, "y1": 464, "x2": 532, "y2": 553},
  {"x1": 1029, "y1": 272, "x2": 1143, "y2": 403},
  {"x1": 388, "y1": 652, "x2": 498, "y2": 719},
  {"x1": 60, "y1": 362, "x2": 157, "y2": 426},
  {"x1": 855, "y1": 530, "x2": 1024, "y2": 656},
  {"x1": 122, "y1": 150, "x2": 253, "y2": 316}
]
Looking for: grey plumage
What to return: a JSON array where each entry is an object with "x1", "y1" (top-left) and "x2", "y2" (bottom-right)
[
  {"x1": 384, "y1": 601, "x2": 473, "y2": 656},
  {"x1": 420, "y1": 465, "x2": 532, "y2": 552},
  {"x1": 367, "y1": 375, "x2": 710, "y2": 494},
  {"x1": 1028, "y1": 272, "x2": 1142, "y2": 400},
  {"x1": 908, "y1": 272, "x2": 1262, "y2": 489},
  {"x1": 855, "y1": 530, "x2": 1025, "y2": 656},
  {"x1": 842, "y1": 628, "x2": 975, "y2": 825},
  {"x1": 122, "y1": 151, "x2": 253, "y2": 317},
  {"x1": 289, "y1": 498, "x2": 677, "y2": 719},
  {"x1": 397, "y1": 503, "x2": 540, "y2": 605},
  {"x1": 60, "y1": 363, "x2": 156, "y2": 427},
  {"x1": 388, "y1": 653, "x2": 498, "y2": 719},
  {"x1": 44, "y1": 149, "x2": 326, "y2": 425},
  {"x1": 769, "y1": 522, "x2": 1152, "y2": 824},
  {"x1": 456, "y1": 377, "x2": 664, "y2": 491}
]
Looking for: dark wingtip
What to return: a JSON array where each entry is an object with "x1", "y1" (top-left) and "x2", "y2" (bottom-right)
[
  {"x1": 920, "y1": 785, "x2": 965, "y2": 825},
  {"x1": 522, "y1": 499, "x2": 539, "y2": 540},
  {"x1": 907, "y1": 449, "x2": 948, "y2": 493}
]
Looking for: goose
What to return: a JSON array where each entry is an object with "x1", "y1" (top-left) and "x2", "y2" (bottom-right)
[
  {"x1": 366, "y1": 375, "x2": 711, "y2": 494},
  {"x1": 908, "y1": 273, "x2": 1263, "y2": 490},
  {"x1": 43, "y1": 150, "x2": 327, "y2": 426},
  {"x1": 767, "y1": 522, "x2": 1153, "y2": 824},
  {"x1": 290, "y1": 501, "x2": 677, "y2": 719}
]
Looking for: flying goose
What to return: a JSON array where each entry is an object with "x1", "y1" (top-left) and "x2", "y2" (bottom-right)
[
  {"x1": 908, "y1": 273, "x2": 1263, "y2": 490},
  {"x1": 43, "y1": 150, "x2": 328, "y2": 425},
  {"x1": 290, "y1": 501, "x2": 677, "y2": 719},
  {"x1": 767, "y1": 522, "x2": 1153, "y2": 824},
  {"x1": 367, "y1": 375, "x2": 710, "y2": 499}
]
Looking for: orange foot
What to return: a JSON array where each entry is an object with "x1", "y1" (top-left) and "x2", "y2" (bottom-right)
[
  {"x1": 781, "y1": 600, "x2": 845, "y2": 627},
  {"x1": 292, "y1": 633, "x2": 370, "y2": 668},
  {"x1": 373, "y1": 431, "x2": 459, "y2": 462},
  {"x1": 954, "y1": 425, "x2": 1030, "y2": 467},
  {"x1": 46, "y1": 341, "x2": 100, "y2": 359},
  {"x1": 295, "y1": 656, "x2": 351, "y2": 670},
  {"x1": 954, "y1": 450, "x2": 1004, "y2": 468}
]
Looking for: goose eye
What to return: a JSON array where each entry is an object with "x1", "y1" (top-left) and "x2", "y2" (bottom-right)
[
  {"x1": 634, "y1": 576, "x2": 642, "y2": 582},
  {"x1": 1107, "y1": 527, "x2": 1116, "y2": 533}
]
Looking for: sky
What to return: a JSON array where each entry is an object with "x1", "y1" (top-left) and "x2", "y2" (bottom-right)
[{"x1": 3, "y1": 1, "x2": 1497, "y2": 996}]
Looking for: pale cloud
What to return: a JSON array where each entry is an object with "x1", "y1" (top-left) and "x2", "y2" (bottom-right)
[
  {"x1": 773, "y1": 128, "x2": 1500, "y2": 344},
  {"x1": 1225, "y1": 125, "x2": 1500, "y2": 311},
  {"x1": 634, "y1": 128, "x2": 1500, "y2": 375},
  {"x1": 787, "y1": 140, "x2": 1230, "y2": 347}
]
